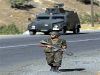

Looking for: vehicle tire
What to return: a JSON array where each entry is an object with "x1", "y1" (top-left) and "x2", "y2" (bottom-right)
[
  {"x1": 77, "y1": 27, "x2": 80, "y2": 33},
  {"x1": 73, "y1": 27, "x2": 80, "y2": 34},
  {"x1": 63, "y1": 27, "x2": 66, "y2": 34},
  {"x1": 29, "y1": 30, "x2": 36, "y2": 35},
  {"x1": 73, "y1": 28, "x2": 77, "y2": 34},
  {"x1": 44, "y1": 32, "x2": 49, "y2": 35}
]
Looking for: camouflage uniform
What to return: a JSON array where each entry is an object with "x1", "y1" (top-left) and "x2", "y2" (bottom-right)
[{"x1": 44, "y1": 38, "x2": 67, "y2": 70}]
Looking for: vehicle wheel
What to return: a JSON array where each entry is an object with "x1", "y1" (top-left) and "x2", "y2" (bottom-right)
[
  {"x1": 62, "y1": 26, "x2": 67, "y2": 34},
  {"x1": 44, "y1": 32, "x2": 49, "y2": 35},
  {"x1": 63, "y1": 27, "x2": 66, "y2": 34},
  {"x1": 73, "y1": 28, "x2": 80, "y2": 34},
  {"x1": 73, "y1": 28, "x2": 77, "y2": 34},
  {"x1": 77, "y1": 27, "x2": 80, "y2": 33},
  {"x1": 29, "y1": 30, "x2": 36, "y2": 35}
]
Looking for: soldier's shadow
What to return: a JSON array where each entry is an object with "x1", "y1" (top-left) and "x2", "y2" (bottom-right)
[{"x1": 59, "y1": 68, "x2": 85, "y2": 72}]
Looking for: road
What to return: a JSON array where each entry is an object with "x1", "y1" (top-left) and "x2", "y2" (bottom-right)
[{"x1": 0, "y1": 32, "x2": 100, "y2": 75}]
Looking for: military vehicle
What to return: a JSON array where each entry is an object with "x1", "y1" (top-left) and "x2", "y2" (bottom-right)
[{"x1": 28, "y1": 4, "x2": 81, "y2": 35}]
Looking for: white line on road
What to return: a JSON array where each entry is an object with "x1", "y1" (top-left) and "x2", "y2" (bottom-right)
[
  {"x1": 0, "y1": 38, "x2": 100, "y2": 49},
  {"x1": 68, "y1": 38, "x2": 100, "y2": 43},
  {"x1": 0, "y1": 44, "x2": 39, "y2": 49}
]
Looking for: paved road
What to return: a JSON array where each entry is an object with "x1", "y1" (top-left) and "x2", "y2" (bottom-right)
[{"x1": 0, "y1": 32, "x2": 100, "y2": 75}]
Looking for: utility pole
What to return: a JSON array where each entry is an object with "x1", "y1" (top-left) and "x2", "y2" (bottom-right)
[{"x1": 91, "y1": 0, "x2": 94, "y2": 27}]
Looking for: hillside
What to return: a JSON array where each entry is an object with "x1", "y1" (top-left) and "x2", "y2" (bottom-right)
[{"x1": 0, "y1": 0, "x2": 100, "y2": 32}]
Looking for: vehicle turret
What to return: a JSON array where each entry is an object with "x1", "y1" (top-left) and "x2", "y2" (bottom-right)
[{"x1": 45, "y1": 3, "x2": 65, "y2": 14}]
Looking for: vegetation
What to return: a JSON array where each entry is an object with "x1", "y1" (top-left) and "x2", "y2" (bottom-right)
[
  {"x1": 77, "y1": 0, "x2": 91, "y2": 4},
  {"x1": 10, "y1": 0, "x2": 34, "y2": 9},
  {"x1": 0, "y1": 23, "x2": 20, "y2": 34},
  {"x1": 77, "y1": 0, "x2": 100, "y2": 6},
  {"x1": 80, "y1": 14, "x2": 91, "y2": 24},
  {"x1": 80, "y1": 13, "x2": 100, "y2": 24},
  {"x1": 94, "y1": 13, "x2": 100, "y2": 23}
]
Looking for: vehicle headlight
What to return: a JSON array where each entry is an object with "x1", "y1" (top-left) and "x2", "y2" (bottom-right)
[
  {"x1": 53, "y1": 25, "x2": 59, "y2": 30},
  {"x1": 44, "y1": 24, "x2": 49, "y2": 26},
  {"x1": 31, "y1": 25, "x2": 35, "y2": 29}
]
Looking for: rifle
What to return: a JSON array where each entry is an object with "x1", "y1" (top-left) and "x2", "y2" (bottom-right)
[
  {"x1": 40, "y1": 40, "x2": 63, "y2": 51},
  {"x1": 40, "y1": 40, "x2": 73, "y2": 56}
]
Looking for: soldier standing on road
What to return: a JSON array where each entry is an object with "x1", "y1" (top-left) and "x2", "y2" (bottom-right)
[{"x1": 40, "y1": 31, "x2": 67, "y2": 72}]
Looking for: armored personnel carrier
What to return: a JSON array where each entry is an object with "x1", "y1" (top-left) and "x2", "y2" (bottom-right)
[{"x1": 28, "y1": 4, "x2": 81, "y2": 35}]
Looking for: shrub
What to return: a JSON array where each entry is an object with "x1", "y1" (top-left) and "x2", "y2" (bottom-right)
[
  {"x1": 94, "y1": 13, "x2": 100, "y2": 23},
  {"x1": 80, "y1": 13, "x2": 100, "y2": 24},
  {"x1": 80, "y1": 14, "x2": 91, "y2": 24},
  {"x1": 77, "y1": 0, "x2": 100, "y2": 6},
  {"x1": 10, "y1": 0, "x2": 32, "y2": 9},
  {"x1": 77, "y1": 0, "x2": 91, "y2": 4},
  {"x1": 0, "y1": 23, "x2": 20, "y2": 34}
]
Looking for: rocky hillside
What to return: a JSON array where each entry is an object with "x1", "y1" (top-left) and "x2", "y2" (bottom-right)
[{"x1": 0, "y1": 0, "x2": 100, "y2": 32}]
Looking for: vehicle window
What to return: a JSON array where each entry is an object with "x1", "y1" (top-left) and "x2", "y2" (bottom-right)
[
  {"x1": 52, "y1": 16, "x2": 64, "y2": 19},
  {"x1": 37, "y1": 16, "x2": 50, "y2": 19},
  {"x1": 46, "y1": 8, "x2": 56, "y2": 13}
]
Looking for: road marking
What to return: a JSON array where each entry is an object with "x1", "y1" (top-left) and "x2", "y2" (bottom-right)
[
  {"x1": 0, "y1": 44, "x2": 39, "y2": 49},
  {"x1": 0, "y1": 38, "x2": 100, "y2": 49},
  {"x1": 68, "y1": 38, "x2": 100, "y2": 43}
]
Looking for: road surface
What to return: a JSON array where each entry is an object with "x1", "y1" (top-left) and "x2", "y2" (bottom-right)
[{"x1": 0, "y1": 32, "x2": 100, "y2": 75}]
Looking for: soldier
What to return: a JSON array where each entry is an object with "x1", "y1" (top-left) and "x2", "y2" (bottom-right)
[{"x1": 40, "y1": 31, "x2": 67, "y2": 72}]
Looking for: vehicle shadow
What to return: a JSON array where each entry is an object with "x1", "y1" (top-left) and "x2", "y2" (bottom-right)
[
  {"x1": 42, "y1": 32, "x2": 88, "y2": 35},
  {"x1": 61, "y1": 32, "x2": 88, "y2": 35},
  {"x1": 59, "y1": 68, "x2": 85, "y2": 72}
]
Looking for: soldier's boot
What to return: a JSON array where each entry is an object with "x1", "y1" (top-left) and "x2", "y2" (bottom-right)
[
  {"x1": 53, "y1": 66, "x2": 59, "y2": 72},
  {"x1": 50, "y1": 66, "x2": 55, "y2": 71}
]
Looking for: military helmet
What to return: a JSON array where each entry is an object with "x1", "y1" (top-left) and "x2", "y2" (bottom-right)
[{"x1": 50, "y1": 31, "x2": 60, "y2": 36}]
